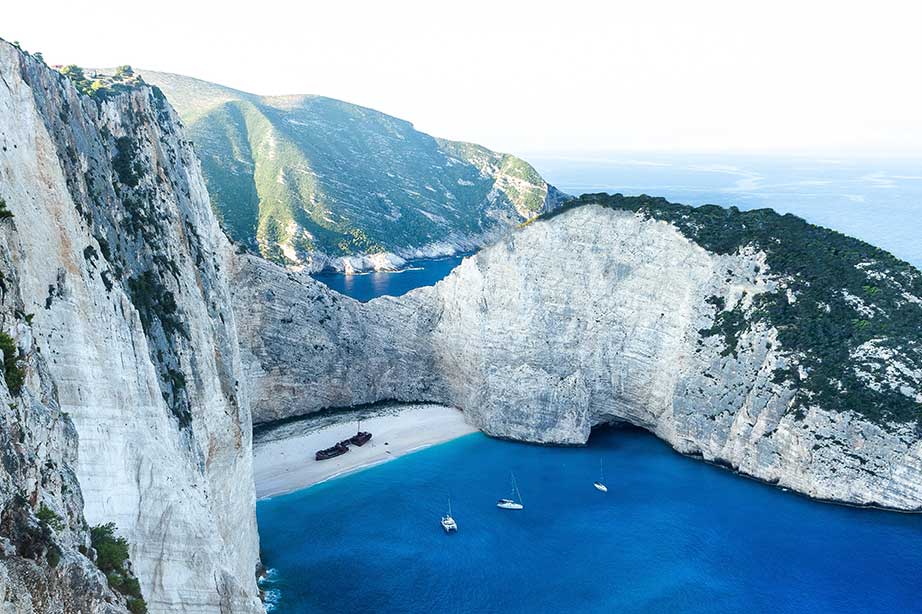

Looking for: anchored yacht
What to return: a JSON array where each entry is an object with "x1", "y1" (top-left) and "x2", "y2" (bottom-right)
[
  {"x1": 441, "y1": 498, "x2": 458, "y2": 533},
  {"x1": 497, "y1": 472, "x2": 524, "y2": 510},
  {"x1": 593, "y1": 458, "x2": 608, "y2": 492}
]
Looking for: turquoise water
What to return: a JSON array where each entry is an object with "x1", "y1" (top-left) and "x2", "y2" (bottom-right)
[{"x1": 257, "y1": 428, "x2": 922, "y2": 613}]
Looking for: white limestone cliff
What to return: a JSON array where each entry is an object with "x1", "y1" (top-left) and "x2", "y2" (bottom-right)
[
  {"x1": 234, "y1": 205, "x2": 922, "y2": 511},
  {"x1": 0, "y1": 41, "x2": 261, "y2": 613}
]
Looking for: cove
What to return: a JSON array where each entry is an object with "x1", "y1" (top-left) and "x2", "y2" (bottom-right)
[
  {"x1": 256, "y1": 427, "x2": 922, "y2": 613},
  {"x1": 311, "y1": 255, "x2": 465, "y2": 301}
]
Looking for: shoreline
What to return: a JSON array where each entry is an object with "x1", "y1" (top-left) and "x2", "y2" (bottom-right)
[{"x1": 253, "y1": 403, "x2": 477, "y2": 499}]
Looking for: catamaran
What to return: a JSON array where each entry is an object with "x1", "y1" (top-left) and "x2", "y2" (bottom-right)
[
  {"x1": 441, "y1": 498, "x2": 458, "y2": 533},
  {"x1": 497, "y1": 472, "x2": 524, "y2": 510},
  {"x1": 594, "y1": 458, "x2": 608, "y2": 492}
]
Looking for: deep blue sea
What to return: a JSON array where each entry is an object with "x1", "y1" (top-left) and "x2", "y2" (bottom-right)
[{"x1": 257, "y1": 428, "x2": 922, "y2": 613}]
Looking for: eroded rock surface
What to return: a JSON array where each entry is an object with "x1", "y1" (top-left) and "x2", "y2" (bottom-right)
[
  {"x1": 0, "y1": 41, "x2": 261, "y2": 612},
  {"x1": 235, "y1": 204, "x2": 922, "y2": 511}
]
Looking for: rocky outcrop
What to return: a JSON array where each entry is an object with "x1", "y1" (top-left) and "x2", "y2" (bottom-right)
[
  {"x1": 234, "y1": 203, "x2": 922, "y2": 511},
  {"x1": 0, "y1": 41, "x2": 261, "y2": 612}
]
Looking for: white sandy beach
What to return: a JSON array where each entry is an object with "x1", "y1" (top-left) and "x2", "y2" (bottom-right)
[{"x1": 253, "y1": 404, "x2": 477, "y2": 499}]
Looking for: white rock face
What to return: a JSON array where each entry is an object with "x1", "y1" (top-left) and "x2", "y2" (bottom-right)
[
  {"x1": 0, "y1": 215, "x2": 128, "y2": 613},
  {"x1": 235, "y1": 205, "x2": 922, "y2": 511},
  {"x1": 0, "y1": 42, "x2": 261, "y2": 612}
]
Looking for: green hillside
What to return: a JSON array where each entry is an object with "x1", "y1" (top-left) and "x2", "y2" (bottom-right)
[{"x1": 140, "y1": 71, "x2": 565, "y2": 268}]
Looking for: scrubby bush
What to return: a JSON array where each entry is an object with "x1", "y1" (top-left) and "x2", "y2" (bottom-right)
[
  {"x1": 112, "y1": 137, "x2": 141, "y2": 187},
  {"x1": 91, "y1": 523, "x2": 147, "y2": 611},
  {"x1": 0, "y1": 332, "x2": 25, "y2": 396},
  {"x1": 59, "y1": 64, "x2": 86, "y2": 81},
  {"x1": 36, "y1": 504, "x2": 64, "y2": 532},
  {"x1": 91, "y1": 523, "x2": 130, "y2": 574},
  {"x1": 46, "y1": 544, "x2": 61, "y2": 567},
  {"x1": 0, "y1": 197, "x2": 14, "y2": 220}
]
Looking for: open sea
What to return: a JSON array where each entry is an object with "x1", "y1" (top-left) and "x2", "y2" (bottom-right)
[
  {"x1": 257, "y1": 428, "x2": 922, "y2": 613},
  {"x1": 283, "y1": 155, "x2": 922, "y2": 611}
]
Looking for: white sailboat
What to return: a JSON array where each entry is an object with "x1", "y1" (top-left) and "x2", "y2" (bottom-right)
[
  {"x1": 594, "y1": 458, "x2": 608, "y2": 492},
  {"x1": 497, "y1": 472, "x2": 524, "y2": 510},
  {"x1": 441, "y1": 497, "x2": 458, "y2": 533}
]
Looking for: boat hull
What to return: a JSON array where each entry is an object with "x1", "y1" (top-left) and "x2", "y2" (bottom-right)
[
  {"x1": 315, "y1": 443, "x2": 349, "y2": 461},
  {"x1": 594, "y1": 482, "x2": 608, "y2": 492},
  {"x1": 441, "y1": 516, "x2": 458, "y2": 532},
  {"x1": 350, "y1": 432, "x2": 372, "y2": 446}
]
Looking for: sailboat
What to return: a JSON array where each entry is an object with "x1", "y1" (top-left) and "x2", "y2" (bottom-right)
[
  {"x1": 593, "y1": 458, "x2": 608, "y2": 492},
  {"x1": 497, "y1": 472, "x2": 524, "y2": 510},
  {"x1": 441, "y1": 497, "x2": 458, "y2": 533}
]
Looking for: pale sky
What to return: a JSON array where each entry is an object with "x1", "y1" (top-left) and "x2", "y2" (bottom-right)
[{"x1": 6, "y1": 1, "x2": 922, "y2": 156}]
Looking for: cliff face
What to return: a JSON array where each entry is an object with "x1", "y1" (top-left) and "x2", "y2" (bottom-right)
[
  {"x1": 0, "y1": 41, "x2": 261, "y2": 612},
  {"x1": 235, "y1": 203, "x2": 922, "y2": 511},
  {"x1": 139, "y1": 70, "x2": 567, "y2": 272},
  {"x1": 0, "y1": 206, "x2": 128, "y2": 613}
]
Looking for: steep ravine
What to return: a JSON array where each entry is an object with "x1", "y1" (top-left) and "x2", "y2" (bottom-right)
[
  {"x1": 234, "y1": 203, "x2": 922, "y2": 511},
  {"x1": 0, "y1": 41, "x2": 261, "y2": 612}
]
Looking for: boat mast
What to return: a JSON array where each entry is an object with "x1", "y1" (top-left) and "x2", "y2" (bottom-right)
[{"x1": 511, "y1": 472, "x2": 522, "y2": 503}]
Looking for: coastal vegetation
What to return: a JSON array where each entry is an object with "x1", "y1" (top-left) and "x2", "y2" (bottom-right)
[
  {"x1": 547, "y1": 194, "x2": 922, "y2": 424},
  {"x1": 91, "y1": 523, "x2": 148, "y2": 614},
  {"x1": 0, "y1": 331, "x2": 25, "y2": 396},
  {"x1": 58, "y1": 64, "x2": 143, "y2": 100},
  {"x1": 126, "y1": 271, "x2": 185, "y2": 339},
  {"x1": 36, "y1": 504, "x2": 64, "y2": 532}
]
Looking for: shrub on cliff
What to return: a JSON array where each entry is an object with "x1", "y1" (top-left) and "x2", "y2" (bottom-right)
[
  {"x1": 59, "y1": 64, "x2": 95, "y2": 96},
  {"x1": 91, "y1": 523, "x2": 130, "y2": 574},
  {"x1": 0, "y1": 197, "x2": 14, "y2": 220},
  {"x1": 36, "y1": 504, "x2": 64, "y2": 532},
  {"x1": 58, "y1": 64, "x2": 112, "y2": 99},
  {"x1": 0, "y1": 496, "x2": 59, "y2": 567},
  {"x1": 91, "y1": 523, "x2": 147, "y2": 611},
  {"x1": 112, "y1": 137, "x2": 141, "y2": 187},
  {"x1": 0, "y1": 331, "x2": 25, "y2": 396},
  {"x1": 126, "y1": 270, "x2": 186, "y2": 338}
]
